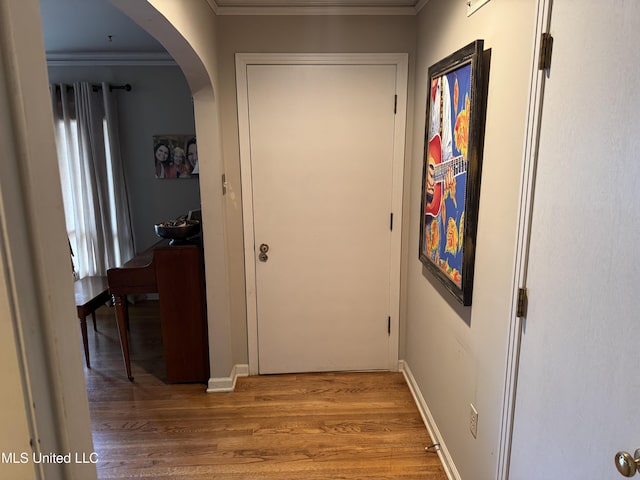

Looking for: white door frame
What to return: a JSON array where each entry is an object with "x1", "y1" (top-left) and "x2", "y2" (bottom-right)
[
  {"x1": 496, "y1": 0, "x2": 552, "y2": 478},
  {"x1": 236, "y1": 53, "x2": 408, "y2": 376}
]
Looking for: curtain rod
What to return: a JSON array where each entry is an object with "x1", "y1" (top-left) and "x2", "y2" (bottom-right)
[
  {"x1": 54, "y1": 83, "x2": 133, "y2": 93},
  {"x1": 92, "y1": 83, "x2": 133, "y2": 93}
]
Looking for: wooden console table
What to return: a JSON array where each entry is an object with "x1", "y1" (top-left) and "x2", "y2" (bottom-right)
[{"x1": 107, "y1": 240, "x2": 209, "y2": 383}]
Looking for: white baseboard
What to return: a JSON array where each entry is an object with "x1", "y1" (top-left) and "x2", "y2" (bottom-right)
[
  {"x1": 399, "y1": 360, "x2": 461, "y2": 480},
  {"x1": 206, "y1": 364, "x2": 249, "y2": 393}
]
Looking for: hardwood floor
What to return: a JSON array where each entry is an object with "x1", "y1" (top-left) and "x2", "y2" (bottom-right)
[{"x1": 83, "y1": 301, "x2": 447, "y2": 479}]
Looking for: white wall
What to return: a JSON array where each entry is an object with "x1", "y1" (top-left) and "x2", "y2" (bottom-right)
[
  {"x1": 10, "y1": 1, "x2": 623, "y2": 479},
  {"x1": 404, "y1": 1, "x2": 536, "y2": 479},
  {"x1": 215, "y1": 13, "x2": 418, "y2": 372},
  {"x1": 0, "y1": 1, "x2": 96, "y2": 478},
  {"x1": 47, "y1": 65, "x2": 200, "y2": 252},
  {"x1": 121, "y1": 3, "x2": 419, "y2": 380},
  {"x1": 106, "y1": 5, "x2": 562, "y2": 480},
  {"x1": 125, "y1": 0, "x2": 236, "y2": 379},
  {"x1": 121, "y1": 10, "x2": 543, "y2": 479}
]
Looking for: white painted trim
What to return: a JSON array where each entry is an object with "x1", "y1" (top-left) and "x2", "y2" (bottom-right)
[
  {"x1": 206, "y1": 364, "x2": 250, "y2": 393},
  {"x1": 46, "y1": 52, "x2": 176, "y2": 67},
  {"x1": 236, "y1": 53, "x2": 408, "y2": 375},
  {"x1": 496, "y1": 1, "x2": 552, "y2": 479},
  {"x1": 466, "y1": 0, "x2": 490, "y2": 17},
  {"x1": 235, "y1": 55, "x2": 258, "y2": 375},
  {"x1": 0, "y1": 49, "x2": 44, "y2": 479},
  {"x1": 236, "y1": 52, "x2": 409, "y2": 65},
  {"x1": 215, "y1": 6, "x2": 418, "y2": 15},
  {"x1": 217, "y1": 0, "x2": 417, "y2": 5},
  {"x1": 400, "y1": 360, "x2": 460, "y2": 480},
  {"x1": 389, "y1": 54, "x2": 408, "y2": 373},
  {"x1": 205, "y1": 0, "x2": 219, "y2": 14},
  {"x1": 207, "y1": 0, "x2": 424, "y2": 15}
]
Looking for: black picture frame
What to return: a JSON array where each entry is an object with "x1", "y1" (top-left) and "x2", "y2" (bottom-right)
[
  {"x1": 419, "y1": 40, "x2": 486, "y2": 306},
  {"x1": 153, "y1": 134, "x2": 197, "y2": 179}
]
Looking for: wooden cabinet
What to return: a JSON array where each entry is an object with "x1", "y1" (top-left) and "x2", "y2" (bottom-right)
[
  {"x1": 108, "y1": 241, "x2": 209, "y2": 383},
  {"x1": 155, "y1": 245, "x2": 209, "y2": 383}
]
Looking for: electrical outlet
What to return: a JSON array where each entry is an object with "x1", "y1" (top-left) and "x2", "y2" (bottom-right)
[{"x1": 470, "y1": 404, "x2": 478, "y2": 438}]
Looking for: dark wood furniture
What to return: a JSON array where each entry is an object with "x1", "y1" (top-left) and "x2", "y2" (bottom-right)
[
  {"x1": 107, "y1": 240, "x2": 209, "y2": 383},
  {"x1": 74, "y1": 275, "x2": 110, "y2": 368}
]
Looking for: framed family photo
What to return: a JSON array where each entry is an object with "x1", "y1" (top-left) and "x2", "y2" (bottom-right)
[
  {"x1": 153, "y1": 134, "x2": 198, "y2": 179},
  {"x1": 419, "y1": 40, "x2": 486, "y2": 306}
]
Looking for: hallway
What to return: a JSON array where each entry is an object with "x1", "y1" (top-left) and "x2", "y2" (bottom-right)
[{"x1": 83, "y1": 302, "x2": 447, "y2": 479}]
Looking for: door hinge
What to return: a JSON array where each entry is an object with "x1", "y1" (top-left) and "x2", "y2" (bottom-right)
[
  {"x1": 538, "y1": 32, "x2": 553, "y2": 71},
  {"x1": 390, "y1": 213, "x2": 394, "y2": 231},
  {"x1": 394, "y1": 94, "x2": 397, "y2": 114},
  {"x1": 221, "y1": 173, "x2": 227, "y2": 195},
  {"x1": 388, "y1": 316, "x2": 391, "y2": 335},
  {"x1": 516, "y1": 288, "x2": 528, "y2": 318}
]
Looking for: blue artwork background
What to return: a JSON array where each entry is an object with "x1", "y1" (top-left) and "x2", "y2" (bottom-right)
[{"x1": 428, "y1": 63, "x2": 472, "y2": 287}]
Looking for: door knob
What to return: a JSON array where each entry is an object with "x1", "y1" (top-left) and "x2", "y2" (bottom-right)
[
  {"x1": 258, "y1": 243, "x2": 269, "y2": 262},
  {"x1": 615, "y1": 450, "x2": 640, "y2": 477}
]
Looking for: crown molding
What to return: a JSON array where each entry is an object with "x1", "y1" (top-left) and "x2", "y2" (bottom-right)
[
  {"x1": 415, "y1": 0, "x2": 429, "y2": 13},
  {"x1": 205, "y1": 0, "x2": 219, "y2": 14},
  {"x1": 206, "y1": 0, "x2": 429, "y2": 15},
  {"x1": 46, "y1": 52, "x2": 176, "y2": 67}
]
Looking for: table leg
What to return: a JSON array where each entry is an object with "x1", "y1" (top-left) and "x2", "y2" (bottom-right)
[
  {"x1": 113, "y1": 294, "x2": 133, "y2": 381},
  {"x1": 79, "y1": 315, "x2": 90, "y2": 369}
]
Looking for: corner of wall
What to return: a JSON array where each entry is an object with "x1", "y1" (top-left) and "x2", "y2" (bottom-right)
[{"x1": 206, "y1": 363, "x2": 249, "y2": 393}]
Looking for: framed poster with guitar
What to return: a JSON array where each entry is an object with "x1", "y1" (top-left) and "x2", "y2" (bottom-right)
[{"x1": 419, "y1": 40, "x2": 486, "y2": 306}]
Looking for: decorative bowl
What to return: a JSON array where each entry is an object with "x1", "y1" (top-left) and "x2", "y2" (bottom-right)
[{"x1": 154, "y1": 219, "x2": 201, "y2": 245}]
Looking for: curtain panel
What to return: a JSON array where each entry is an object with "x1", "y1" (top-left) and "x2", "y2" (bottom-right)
[{"x1": 51, "y1": 82, "x2": 134, "y2": 277}]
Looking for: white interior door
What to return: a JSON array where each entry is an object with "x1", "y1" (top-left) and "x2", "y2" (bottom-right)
[
  {"x1": 509, "y1": 2, "x2": 640, "y2": 478},
  {"x1": 237, "y1": 56, "x2": 406, "y2": 374}
]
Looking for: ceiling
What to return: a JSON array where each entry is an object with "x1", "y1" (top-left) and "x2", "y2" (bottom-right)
[
  {"x1": 40, "y1": 0, "x2": 426, "y2": 55},
  {"x1": 39, "y1": 0, "x2": 166, "y2": 54}
]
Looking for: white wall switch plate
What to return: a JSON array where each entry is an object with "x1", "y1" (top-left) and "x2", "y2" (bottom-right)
[{"x1": 470, "y1": 404, "x2": 478, "y2": 438}]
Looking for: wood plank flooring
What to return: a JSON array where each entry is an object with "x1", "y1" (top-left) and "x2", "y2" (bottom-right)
[{"x1": 83, "y1": 301, "x2": 447, "y2": 479}]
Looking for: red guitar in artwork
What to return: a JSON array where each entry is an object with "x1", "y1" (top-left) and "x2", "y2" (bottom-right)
[{"x1": 424, "y1": 134, "x2": 467, "y2": 218}]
